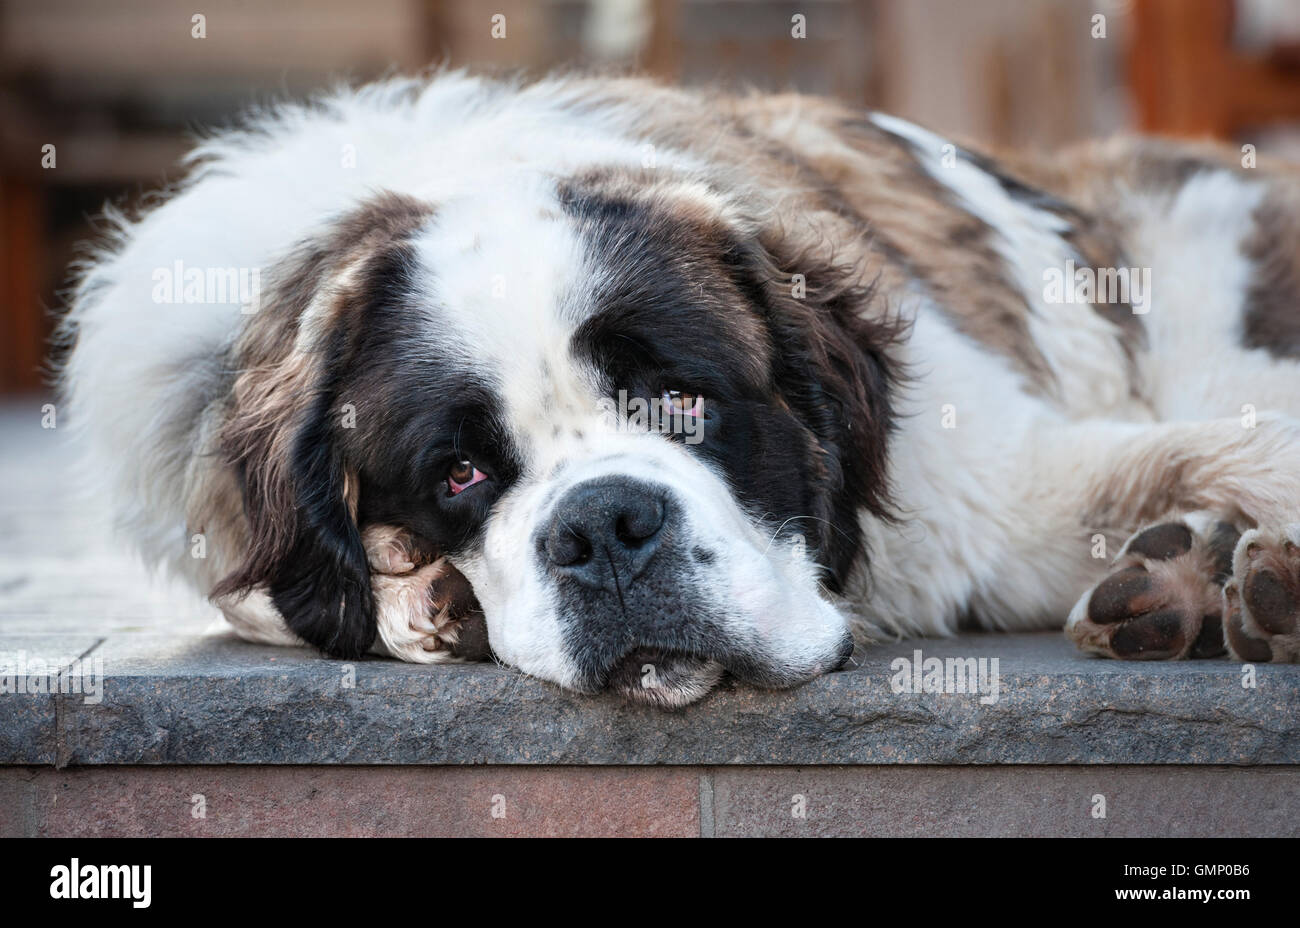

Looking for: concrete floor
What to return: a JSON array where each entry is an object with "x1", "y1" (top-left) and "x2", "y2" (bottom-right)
[{"x1": 0, "y1": 398, "x2": 217, "y2": 636}]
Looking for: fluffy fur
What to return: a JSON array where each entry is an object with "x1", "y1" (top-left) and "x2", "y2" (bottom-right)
[{"x1": 59, "y1": 71, "x2": 1300, "y2": 706}]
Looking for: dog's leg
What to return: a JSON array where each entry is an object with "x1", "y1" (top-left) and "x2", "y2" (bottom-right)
[
  {"x1": 1057, "y1": 414, "x2": 1300, "y2": 661},
  {"x1": 214, "y1": 588, "x2": 308, "y2": 647},
  {"x1": 362, "y1": 525, "x2": 489, "y2": 663},
  {"x1": 213, "y1": 525, "x2": 489, "y2": 661}
]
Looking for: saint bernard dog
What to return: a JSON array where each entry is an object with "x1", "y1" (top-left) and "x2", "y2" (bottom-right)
[{"x1": 58, "y1": 71, "x2": 1300, "y2": 707}]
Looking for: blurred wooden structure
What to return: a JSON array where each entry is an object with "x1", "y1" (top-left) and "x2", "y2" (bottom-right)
[
  {"x1": 1132, "y1": 0, "x2": 1300, "y2": 137},
  {"x1": 4, "y1": 0, "x2": 1300, "y2": 394},
  {"x1": 0, "y1": 0, "x2": 884, "y2": 393},
  {"x1": 0, "y1": 0, "x2": 432, "y2": 392}
]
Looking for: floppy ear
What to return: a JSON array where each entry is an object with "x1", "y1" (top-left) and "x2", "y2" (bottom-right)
[
  {"x1": 211, "y1": 297, "x2": 375, "y2": 658},
  {"x1": 211, "y1": 193, "x2": 431, "y2": 658},
  {"x1": 721, "y1": 229, "x2": 904, "y2": 588}
]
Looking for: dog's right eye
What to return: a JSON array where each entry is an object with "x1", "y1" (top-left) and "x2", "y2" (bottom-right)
[
  {"x1": 447, "y1": 460, "x2": 489, "y2": 495},
  {"x1": 662, "y1": 389, "x2": 705, "y2": 418}
]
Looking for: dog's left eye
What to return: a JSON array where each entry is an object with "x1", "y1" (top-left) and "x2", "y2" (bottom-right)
[
  {"x1": 662, "y1": 389, "x2": 705, "y2": 417},
  {"x1": 447, "y1": 460, "x2": 489, "y2": 495}
]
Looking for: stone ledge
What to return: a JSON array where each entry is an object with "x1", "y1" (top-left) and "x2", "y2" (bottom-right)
[{"x1": 1, "y1": 631, "x2": 1297, "y2": 765}]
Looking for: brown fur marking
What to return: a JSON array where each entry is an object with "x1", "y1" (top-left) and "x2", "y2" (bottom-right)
[{"x1": 212, "y1": 192, "x2": 433, "y2": 600}]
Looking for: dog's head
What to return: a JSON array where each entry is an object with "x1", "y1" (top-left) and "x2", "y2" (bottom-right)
[{"x1": 215, "y1": 164, "x2": 898, "y2": 706}]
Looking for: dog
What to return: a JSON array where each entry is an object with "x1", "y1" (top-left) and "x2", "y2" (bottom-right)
[{"x1": 58, "y1": 71, "x2": 1300, "y2": 707}]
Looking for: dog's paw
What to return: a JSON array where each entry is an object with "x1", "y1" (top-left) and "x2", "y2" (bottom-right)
[
  {"x1": 1224, "y1": 526, "x2": 1300, "y2": 662},
  {"x1": 371, "y1": 560, "x2": 484, "y2": 662},
  {"x1": 1067, "y1": 516, "x2": 1239, "y2": 660},
  {"x1": 362, "y1": 526, "x2": 488, "y2": 664},
  {"x1": 364, "y1": 524, "x2": 424, "y2": 574}
]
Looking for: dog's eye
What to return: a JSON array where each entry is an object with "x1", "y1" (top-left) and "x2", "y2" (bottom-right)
[
  {"x1": 447, "y1": 460, "x2": 489, "y2": 495},
  {"x1": 662, "y1": 389, "x2": 705, "y2": 418}
]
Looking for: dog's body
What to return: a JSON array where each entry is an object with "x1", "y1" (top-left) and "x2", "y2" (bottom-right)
[{"x1": 61, "y1": 72, "x2": 1300, "y2": 705}]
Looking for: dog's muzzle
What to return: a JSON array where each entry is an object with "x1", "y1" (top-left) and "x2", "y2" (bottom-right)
[{"x1": 539, "y1": 475, "x2": 852, "y2": 702}]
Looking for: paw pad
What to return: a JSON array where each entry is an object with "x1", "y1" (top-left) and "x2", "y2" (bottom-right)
[{"x1": 1125, "y1": 522, "x2": 1194, "y2": 561}]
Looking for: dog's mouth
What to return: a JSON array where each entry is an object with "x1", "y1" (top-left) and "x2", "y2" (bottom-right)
[
  {"x1": 602, "y1": 647, "x2": 726, "y2": 708},
  {"x1": 565, "y1": 629, "x2": 855, "y2": 708}
]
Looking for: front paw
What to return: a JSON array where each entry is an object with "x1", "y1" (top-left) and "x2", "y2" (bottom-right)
[
  {"x1": 362, "y1": 526, "x2": 487, "y2": 663},
  {"x1": 1066, "y1": 517, "x2": 1237, "y2": 660},
  {"x1": 1225, "y1": 526, "x2": 1300, "y2": 662}
]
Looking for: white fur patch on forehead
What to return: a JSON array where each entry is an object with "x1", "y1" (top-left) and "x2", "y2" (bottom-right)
[{"x1": 409, "y1": 177, "x2": 609, "y2": 464}]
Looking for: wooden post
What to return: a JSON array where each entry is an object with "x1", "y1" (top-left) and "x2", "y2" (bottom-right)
[{"x1": 0, "y1": 175, "x2": 47, "y2": 393}]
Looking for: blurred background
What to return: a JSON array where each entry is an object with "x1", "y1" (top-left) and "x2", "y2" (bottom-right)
[{"x1": 4, "y1": 0, "x2": 1300, "y2": 393}]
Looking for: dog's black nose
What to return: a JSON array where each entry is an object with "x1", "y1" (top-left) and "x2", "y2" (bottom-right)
[{"x1": 544, "y1": 478, "x2": 668, "y2": 590}]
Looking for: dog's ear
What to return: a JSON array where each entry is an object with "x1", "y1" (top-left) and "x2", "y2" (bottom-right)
[
  {"x1": 211, "y1": 193, "x2": 431, "y2": 657},
  {"x1": 721, "y1": 227, "x2": 904, "y2": 587},
  {"x1": 211, "y1": 273, "x2": 375, "y2": 658}
]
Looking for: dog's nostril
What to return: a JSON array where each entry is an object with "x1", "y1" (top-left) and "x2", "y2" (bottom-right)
[
  {"x1": 615, "y1": 501, "x2": 663, "y2": 547},
  {"x1": 566, "y1": 539, "x2": 593, "y2": 566},
  {"x1": 546, "y1": 527, "x2": 593, "y2": 567}
]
